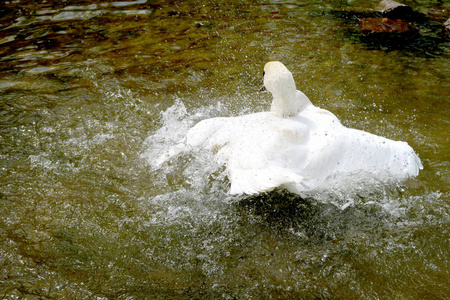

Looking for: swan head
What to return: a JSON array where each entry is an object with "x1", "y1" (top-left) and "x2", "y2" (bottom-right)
[{"x1": 262, "y1": 61, "x2": 301, "y2": 118}]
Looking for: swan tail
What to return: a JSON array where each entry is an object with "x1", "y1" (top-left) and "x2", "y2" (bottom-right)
[
  {"x1": 389, "y1": 141, "x2": 423, "y2": 179},
  {"x1": 405, "y1": 150, "x2": 423, "y2": 178}
]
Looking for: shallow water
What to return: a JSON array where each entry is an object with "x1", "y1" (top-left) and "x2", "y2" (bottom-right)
[{"x1": 0, "y1": 0, "x2": 449, "y2": 298}]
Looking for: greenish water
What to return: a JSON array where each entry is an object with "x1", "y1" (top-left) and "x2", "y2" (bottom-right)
[{"x1": 0, "y1": 0, "x2": 449, "y2": 298}]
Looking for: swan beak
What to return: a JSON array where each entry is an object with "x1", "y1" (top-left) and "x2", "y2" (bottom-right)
[{"x1": 260, "y1": 85, "x2": 267, "y2": 92}]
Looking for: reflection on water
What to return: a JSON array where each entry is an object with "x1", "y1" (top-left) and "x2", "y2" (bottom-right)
[{"x1": 0, "y1": 0, "x2": 449, "y2": 298}]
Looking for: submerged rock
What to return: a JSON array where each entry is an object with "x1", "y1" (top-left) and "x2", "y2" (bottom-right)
[
  {"x1": 445, "y1": 18, "x2": 450, "y2": 32},
  {"x1": 358, "y1": 17, "x2": 411, "y2": 34},
  {"x1": 357, "y1": 21, "x2": 419, "y2": 49},
  {"x1": 356, "y1": 15, "x2": 419, "y2": 49}
]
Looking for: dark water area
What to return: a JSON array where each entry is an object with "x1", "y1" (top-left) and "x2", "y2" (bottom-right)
[{"x1": 0, "y1": 0, "x2": 449, "y2": 299}]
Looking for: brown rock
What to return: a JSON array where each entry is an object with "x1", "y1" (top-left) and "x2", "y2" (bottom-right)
[
  {"x1": 358, "y1": 17, "x2": 411, "y2": 33},
  {"x1": 357, "y1": 16, "x2": 419, "y2": 49}
]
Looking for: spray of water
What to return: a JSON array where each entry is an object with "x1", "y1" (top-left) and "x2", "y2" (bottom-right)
[{"x1": 140, "y1": 100, "x2": 423, "y2": 212}]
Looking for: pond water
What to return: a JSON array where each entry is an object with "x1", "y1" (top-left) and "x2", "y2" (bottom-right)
[{"x1": 0, "y1": 0, "x2": 449, "y2": 298}]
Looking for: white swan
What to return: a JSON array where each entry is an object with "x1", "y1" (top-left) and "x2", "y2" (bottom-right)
[{"x1": 159, "y1": 61, "x2": 422, "y2": 195}]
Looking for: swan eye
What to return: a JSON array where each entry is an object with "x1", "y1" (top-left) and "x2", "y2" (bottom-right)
[{"x1": 263, "y1": 71, "x2": 265, "y2": 77}]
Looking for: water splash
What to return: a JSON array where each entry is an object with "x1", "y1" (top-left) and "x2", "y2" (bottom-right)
[
  {"x1": 141, "y1": 98, "x2": 230, "y2": 168},
  {"x1": 141, "y1": 100, "x2": 424, "y2": 213}
]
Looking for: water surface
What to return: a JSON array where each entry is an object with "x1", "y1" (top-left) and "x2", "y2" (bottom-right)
[{"x1": 0, "y1": 0, "x2": 449, "y2": 298}]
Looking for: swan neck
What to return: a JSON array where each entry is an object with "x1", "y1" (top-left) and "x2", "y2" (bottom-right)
[
  {"x1": 270, "y1": 96, "x2": 291, "y2": 117},
  {"x1": 271, "y1": 89, "x2": 310, "y2": 118}
]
